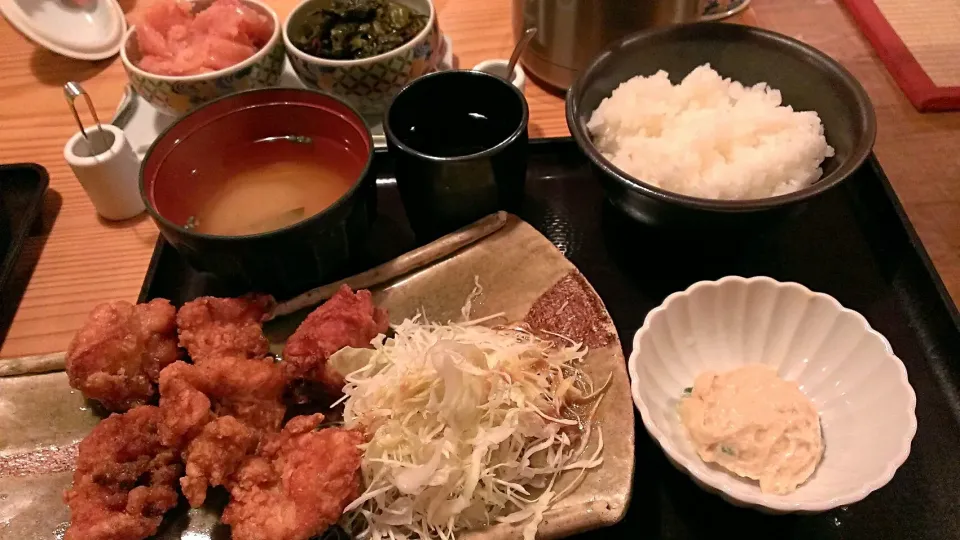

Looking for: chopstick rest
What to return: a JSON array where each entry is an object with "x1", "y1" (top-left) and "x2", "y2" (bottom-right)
[{"x1": 63, "y1": 123, "x2": 145, "y2": 221}]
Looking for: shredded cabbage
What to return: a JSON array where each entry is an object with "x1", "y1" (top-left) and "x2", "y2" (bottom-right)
[{"x1": 333, "y1": 310, "x2": 606, "y2": 540}]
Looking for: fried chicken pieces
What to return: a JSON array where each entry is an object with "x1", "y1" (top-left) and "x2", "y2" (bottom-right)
[
  {"x1": 176, "y1": 294, "x2": 274, "y2": 363},
  {"x1": 65, "y1": 299, "x2": 180, "y2": 411},
  {"x1": 180, "y1": 415, "x2": 259, "y2": 508},
  {"x1": 64, "y1": 406, "x2": 182, "y2": 540},
  {"x1": 158, "y1": 356, "x2": 286, "y2": 447},
  {"x1": 223, "y1": 414, "x2": 364, "y2": 540},
  {"x1": 158, "y1": 356, "x2": 286, "y2": 507},
  {"x1": 64, "y1": 288, "x2": 380, "y2": 540},
  {"x1": 283, "y1": 285, "x2": 389, "y2": 397}
]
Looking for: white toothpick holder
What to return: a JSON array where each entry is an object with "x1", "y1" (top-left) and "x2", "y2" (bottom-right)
[{"x1": 64, "y1": 123, "x2": 145, "y2": 221}]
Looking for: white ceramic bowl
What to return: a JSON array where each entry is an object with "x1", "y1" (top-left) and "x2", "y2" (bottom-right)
[{"x1": 628, "y1": 276, "x2": 917, "y2": 513}]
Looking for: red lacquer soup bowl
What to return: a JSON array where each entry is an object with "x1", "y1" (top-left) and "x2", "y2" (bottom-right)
[{"x1": 140, "y1": 88, "x2": 376, "y2": 299}]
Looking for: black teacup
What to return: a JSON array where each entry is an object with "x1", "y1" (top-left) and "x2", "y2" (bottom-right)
[{"x1": 384, "y1": 70, "x2": 529, "y2": 241}]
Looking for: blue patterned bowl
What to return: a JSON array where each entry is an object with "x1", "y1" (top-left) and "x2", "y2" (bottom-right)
[
  {"x1": 119, "y1": 0, "x2": 285, "y2": 117},
  {"x1": 283, "y1": 0, "x2": 443, "y2": 119},
  {"x1": 701, "y1": 0, "x2": 751, "y2": 21}
]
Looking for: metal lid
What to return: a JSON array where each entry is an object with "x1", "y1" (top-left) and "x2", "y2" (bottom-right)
[{"x1": 0, "y1": 0, "x2": 126, "y2": 61}]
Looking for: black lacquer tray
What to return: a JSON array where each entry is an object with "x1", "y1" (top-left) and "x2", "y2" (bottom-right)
[
  {"x1": 0, "y1": 163, "x2": 49, "y2": 345},
  {"x1": 140, "y1": 137, "x2": 960, "y2": 540}
]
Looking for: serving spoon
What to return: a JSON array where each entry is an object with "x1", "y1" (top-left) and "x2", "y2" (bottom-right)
[{"x1": 505, "y1": 27, "x2": 537, "y2": 83}]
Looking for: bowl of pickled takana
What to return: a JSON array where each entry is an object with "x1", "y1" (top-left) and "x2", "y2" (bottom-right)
[{"x1": 282, "y1": 0, "x2": 444, "y2": 117}]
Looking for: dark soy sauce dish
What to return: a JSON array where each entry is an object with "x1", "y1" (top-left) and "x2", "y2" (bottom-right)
[
  {"x1": 384, "y1": 70, "x2": 529, "y2": 240},
  {"x1": 140, "y1": 88, "x2": 376, "y2": 299}
]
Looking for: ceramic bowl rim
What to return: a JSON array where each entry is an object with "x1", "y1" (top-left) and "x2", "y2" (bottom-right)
[
  {"x1": 566, "y1": 22, "x2": 878, "y2": 213},
  {"x1": 119, "y1": 0, "x2": 281, "y2": 83},
  {"x1": 382, "y1": 69, "x2": 529, "y2": 163},
  {"x1": 282, "y1": 0, "x2": 436, "y2": 67},
  {"x1": 472, "y1": 58, "x2": 526, "y2": 89},
  {"x1": 627, "y1": 275, "x2": 918, "y2": 512},
  {"x1": 139, "y1": 87, "x2": 374, "y2": 242}
]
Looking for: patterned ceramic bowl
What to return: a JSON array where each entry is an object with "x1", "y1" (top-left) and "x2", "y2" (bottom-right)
[
  {"x1": 283, "y1": 0, "x2": 443, "y2": 118},
  {"x1": 119, "y1": 0, "x2": 285, "y2": 117},
  {"x1": 628, "y1": 276, "x2": 917, "y2": 513},
  {"x1": 701, "y1": 0, "x2": 751, "y2": 21}
]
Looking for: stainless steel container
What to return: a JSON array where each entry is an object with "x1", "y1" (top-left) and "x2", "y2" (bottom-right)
[{"x1": 512, "y1": 0, "x2": 704, "y2": 90}]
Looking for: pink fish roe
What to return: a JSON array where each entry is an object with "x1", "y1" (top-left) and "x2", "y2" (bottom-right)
[{"x1": 133, "y1": 0, "x2": 273, "y2": 76}]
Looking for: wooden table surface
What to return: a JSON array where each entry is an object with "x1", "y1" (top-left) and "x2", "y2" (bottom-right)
[{"x1": 0, "y1": 0, "x2": 957, "y2": 358}]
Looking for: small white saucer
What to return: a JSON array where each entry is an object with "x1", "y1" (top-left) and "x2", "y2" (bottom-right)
[
  {"x1": 1, "y1": 0, "x2": 126, "y2": 60},
  {"x1": 115, "y1": 35, "x2": 455, "y2": 158},
  {"x1": 472, "y1": 59, "x2": 526, "y2": 92}
]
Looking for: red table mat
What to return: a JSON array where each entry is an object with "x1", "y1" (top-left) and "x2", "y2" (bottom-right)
[{"x1": 840, "y1": 0, "x2": 960, "y2": 112}]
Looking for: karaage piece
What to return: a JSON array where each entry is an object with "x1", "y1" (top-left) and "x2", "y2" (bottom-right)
[
  {"x1": 180, "y1": 416, "x2": 258, "y2": 507},
  {"x1": 158, "y1": 356, "x2": 286, "y2": 446},
  {"x1": 222, "y1": 414, "x2": 364, "y2": 540},
  {"x1": 282, "y1": 285, "x2": 388, "y2": 395},
  {"x1": 158, "y1": 356, "x2": 286, "y2": 507},
  {"x1": 156, "y1": 361, "x2": 214, "y2": 450},
  {"x1": 176, "y1": 294, "x2": 274, "y2": 363},
  {"x1": 64, "y1": 405, "x2": 182, "y2": 540},
  {"x1": 66, "y1": 299, "x2": 180, "y2": 411}
]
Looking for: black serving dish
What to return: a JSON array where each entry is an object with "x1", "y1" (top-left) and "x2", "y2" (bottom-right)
[
  {"x1": 0, "y1": 164, "x2": 49, "y2": 345},
  {"x1": 566, "y1": 22, "x2": 877, "y2": 228},
  {"x1": 141, "y1": 138, "x2": 960, "y2": 540}
]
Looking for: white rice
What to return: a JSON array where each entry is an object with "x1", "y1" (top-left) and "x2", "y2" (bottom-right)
[{"x1": 586, "y1": 64, "x2": 835, "y2": 200}]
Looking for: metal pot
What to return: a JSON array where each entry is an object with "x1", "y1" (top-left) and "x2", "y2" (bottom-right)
[{"x1": 512, "y1": 0, "x2": 704, "y2": 90}]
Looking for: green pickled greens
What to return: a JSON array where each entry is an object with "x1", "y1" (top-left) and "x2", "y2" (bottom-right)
[{"x1": 294, "y1": 0, "x2": 428, "y2": 60}]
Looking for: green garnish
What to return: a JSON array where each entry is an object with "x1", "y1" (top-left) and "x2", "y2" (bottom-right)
[
  {"x1": 681, "y1": 387, "x2": 692, "y2": 396},
  {"x1": 295, "y1": 0, "x2": 428, "y2": 60},
  {"x1": 720, "y1": 445, "x2": 735, "y2": 456}
]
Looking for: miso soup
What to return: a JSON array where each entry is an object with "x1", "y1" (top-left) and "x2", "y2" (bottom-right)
[{"x1": 188, "y1": 137, "x2": 361, "y2": 236}]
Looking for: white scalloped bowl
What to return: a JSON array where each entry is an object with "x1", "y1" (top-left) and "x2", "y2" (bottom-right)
[{"x1": 628, "y1": 276, "x2": 917, "y2": 513}]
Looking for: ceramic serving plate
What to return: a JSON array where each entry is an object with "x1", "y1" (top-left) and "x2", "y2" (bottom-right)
[{"x1": 0, "y1": 215, "x2": 635, "y2": 540}]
